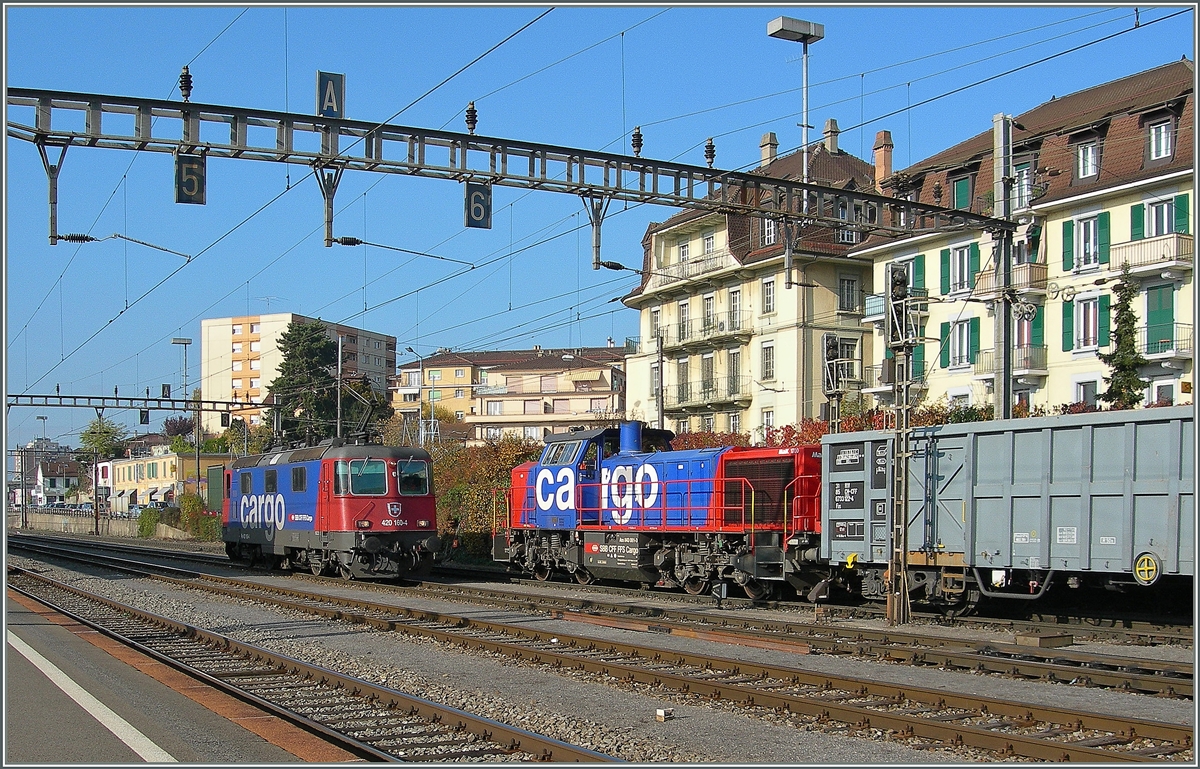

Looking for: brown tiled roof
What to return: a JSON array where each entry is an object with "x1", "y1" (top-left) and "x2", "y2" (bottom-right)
[
  {"x1": 856, "y1": 59, "x2": 1194, "y2": 251},
  {"x1": 484, "y1": 352, "x2": 624, "y2": 374},
  {"x1": 401, "y1": 347, "x2": 624, "y2": 370}
]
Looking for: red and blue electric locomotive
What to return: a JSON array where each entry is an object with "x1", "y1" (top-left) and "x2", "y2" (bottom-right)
[
  {"x1": 222, "y1": 441, "x2": 441, "y2": 579},
  {"x1": 493, "y1": 421, "x2": 822, "y2": 599}
]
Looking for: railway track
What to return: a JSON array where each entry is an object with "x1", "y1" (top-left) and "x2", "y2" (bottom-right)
[
  {"x1": 7, "y1": 568, "x2": 618, "y2": 763},
  {"x1": 10, "y1": 539, "x2": 1195, "y2": 762}
]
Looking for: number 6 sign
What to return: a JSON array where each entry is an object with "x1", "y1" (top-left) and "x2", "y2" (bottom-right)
[{"x1": 464, "y1": 182, "x2": 491, "y2": 229}]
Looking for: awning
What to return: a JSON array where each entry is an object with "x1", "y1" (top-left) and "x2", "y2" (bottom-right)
[
  {"x1": 116, "y1": 490, "x2": 127, "y2": 497},
  {"x1": 147, "y1": 487, "x2": 160, "y2": 499}
]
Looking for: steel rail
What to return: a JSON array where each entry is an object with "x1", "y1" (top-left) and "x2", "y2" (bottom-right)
[{"x1": 7, "y1": 568, "x2": 620, "y2": 763}]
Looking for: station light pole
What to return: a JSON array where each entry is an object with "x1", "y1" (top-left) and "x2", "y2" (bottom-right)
[{"x1": 405, "y1": 347, "x2": 425, "y2": 448}]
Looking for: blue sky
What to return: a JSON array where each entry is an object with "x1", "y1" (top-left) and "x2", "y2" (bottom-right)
[{"x1": 4, "y1": 4, "x2": 1195, "y2": 449}]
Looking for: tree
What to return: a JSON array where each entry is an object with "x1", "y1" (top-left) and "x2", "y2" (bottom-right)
[
  {"x1": 266, "y1": 320, "x2": 338, "y2": 442},
  {"x1": 162, "y1": 415, "x2": 194, "y2": 437},
  {"x1": 1098, "y1": 263, "x2": 1150, "y2": 409},
  {"x1": 79, "y1": 415, "x2": 129, "y2": 459}
]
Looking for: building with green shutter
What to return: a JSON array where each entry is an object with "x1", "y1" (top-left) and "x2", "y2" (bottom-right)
[{"x1": 851, "y1": 59, "x2": 1192, "y2": 412}]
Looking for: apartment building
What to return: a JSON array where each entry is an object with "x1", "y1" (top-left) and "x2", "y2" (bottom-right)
[
  {"x1": 467, "y1": 347, "x2": 627, "y2": 444},
  {"x1": 392, "y1": 349, "x2": 538, "y2": 424},
  {"x1": 853, "y1": 59, "x2": 1193, "y2": 411},
  {"x1": 200, "y1": 313, "x2": 396, "y2": 433},
  {"x1": 109, "y1": 449, "x2": 231, "y2": 513},
  {"x1": 622, "y1": 122, "x2": 878, "y2": 439}
]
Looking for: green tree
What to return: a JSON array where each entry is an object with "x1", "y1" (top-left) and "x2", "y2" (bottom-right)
[
  {"x1": 1098, "y1": 263, "x2": 1151, "y2": 409},
  {"x1": 79, "y1": 414, "x2": 129, "y2": 459},
  {"x1": 266, "y1": 320, "x2": 337, "y2": 442}
]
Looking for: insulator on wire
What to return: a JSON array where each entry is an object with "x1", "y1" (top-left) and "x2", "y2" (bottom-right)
[
  {"x1": 465, "y1": 102, "x2": 477, "y2": 134},
  {"x1": 705, "y1": 138, "x2": 715, "y2": 168},
  {"x1": 631, "y1": 126, "x2": 643, "y2": 157},
  {"x1": 336, "y1": 236, "x2": 363, "y2": 246},
  {"x1": 60, "y1": 233, "x2": 97, "y2": 243},
  {"x1": 179, "y1": 65, "x2": 193, "y2": 102}
]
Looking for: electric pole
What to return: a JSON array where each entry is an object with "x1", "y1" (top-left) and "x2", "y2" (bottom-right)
[
  {"x1": 884, "y1": 263, "x2": 914, "y2": 625},
  {"x1": 993, "y1": 113, "x2": 1015, "y2": 419}
]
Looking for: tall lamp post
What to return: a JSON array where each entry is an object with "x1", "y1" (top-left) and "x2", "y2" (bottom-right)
[
  {"x1": 767, "y1": 17, "x2": 824, "y2": 205},
  {"x1": 172, "y1": 337, "x2": 199, "y2": 497},
  {"x1": 404, "y1": 347, "x2": 425, "y2": 448}
]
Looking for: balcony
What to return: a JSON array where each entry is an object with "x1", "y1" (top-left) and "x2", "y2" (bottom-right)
[
  {"x1": 475, "y1": 384, "x2": 508, "y2": 396},
  {"x1": 663, "y1": 375, "x2": 753, "y2": 410},
  {"x1": 862, "y1": 288, "x2": 930, "y2": 325},
  {"x1": 974, "y1": 262, "x2": 1048, "y2": 300},
  {"x1": 659, "y1": 311, "x2": 752, "y2": 351},
  {"x1": 860, "y1": 360, "x2": 929, "y2": 393},
  {"x1": 1109, "y1": 233, "x2": 1193, "y2": 278},
  {"x1": 646, "y1": 249, "x2": 738, "y2": 292},
  {"x1": 973, "y1": 345, "x2": 1049, "y2": 378},
  {"x1": 1138, "y1": 323, "x2": 1192, "y2": 361}
]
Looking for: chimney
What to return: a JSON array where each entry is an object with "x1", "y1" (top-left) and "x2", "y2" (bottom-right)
[
  {"x1": 824, "y1": 118, "x2": 840, "y2": 154},
  {"x1": 759, "y1": 132, "x2": 778, "y2": 167},
  {"x1": 873, "y1": 130, "x2": 894, "y2": 192}
]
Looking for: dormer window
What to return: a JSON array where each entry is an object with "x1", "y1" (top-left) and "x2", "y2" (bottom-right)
[
  {"x1": 1149, "y1": 120, "x2": 1173, "y2": 160},
  {"x1": 762, "y1": 218, "x2": 777, "y2": 247},
  {"x1": 951, "y1": 176, "x2": 972, "y2": 210},
  {"x1": 1077, "y1": 141, "x2": 1098, "y2": 178}
]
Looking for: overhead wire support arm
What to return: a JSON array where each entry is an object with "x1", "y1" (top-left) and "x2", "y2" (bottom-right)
[
  {"x1": 35, "y1": 140, "x2": 69, "y2": 246},
  {"x1": 582, "y1": 194, "x2": 612, "y2": 270},
  {"x1": 314, "y1": 162, "x2": 344, "y2": 248},
  {"x1": 7, "y1": 88, "x2": 1014, "y2": 242}
]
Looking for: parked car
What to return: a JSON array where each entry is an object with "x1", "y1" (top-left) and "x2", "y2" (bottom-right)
[{"x1": 127, "y1": 504, "x2": 143, "y2": 518}]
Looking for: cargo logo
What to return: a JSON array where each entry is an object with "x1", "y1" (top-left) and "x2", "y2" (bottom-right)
[
  {"x1": 600, "y1": 464, "x2": 659, "y2": 525},
  {"x1": 535, "y1": 467, "x2": 575, "y2": 511},
  {"x1": 239, "y1": 493, "x2": 286, "y2": 532}
]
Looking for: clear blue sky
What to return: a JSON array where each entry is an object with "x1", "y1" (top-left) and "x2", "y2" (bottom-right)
[{"x1": 4, "y1": 4, "x2": 1194, "y2": 450}]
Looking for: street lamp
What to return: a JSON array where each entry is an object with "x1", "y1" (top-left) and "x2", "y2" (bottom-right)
[
  {"x1": 767, "y1": 17, "x2": 824, "y2": 205},
  {"x1": 405, "y1": 347, "x2": 425, "y2": 447}
]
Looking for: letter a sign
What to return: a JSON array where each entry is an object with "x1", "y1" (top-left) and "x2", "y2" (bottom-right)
[{"x1": 316, "y1": 71, "x2": 345, "y2": 119}]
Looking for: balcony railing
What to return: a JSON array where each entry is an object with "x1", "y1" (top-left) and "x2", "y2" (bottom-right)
[
  {"x1": 1138, "y1": 323, "x2": 1193, "y2": 357},
  {"x1": 862, "y1": 287, "x2": 930, "y2": 323},
  {"x1": 1109, "y1": 233, "x2": 1193, "y2": 275},
  {"x1": 973, "y1": 345, "x2": 1049, "y2": 377},
  {"x1": 663, "y1": 375, "x2": 752, "y2": 409},
  {"x1": 658, "y1": 310, "x2": 752, "y2": 349},
  {"x1": 646, "y1": 248, "x2": 738, "y2": 290},
  {"x1": 974, "y1": 262, "x2": 1048, "y2": 299}
]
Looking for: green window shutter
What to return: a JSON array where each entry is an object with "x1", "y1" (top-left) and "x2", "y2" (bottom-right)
[
  {"x1": 1131, "y1": 204, "x2": 1145, "y2": 241},
  {"x1": 968, "y1": 317, "x2": 981, "y2": 363},
  {"x1": 1031, "y1": 305, "x2": 1044, "y2": 348},
  {"x1": 1029, "y1": 225, "x2": 1041, "y2": 263},
  {"x1": 1098, "y1": 211, "x2": 1110, "y2": 264},
  {"x1": 1099, "y1": 294, "x2": 1111, "y2": 347},
  {"x1": 1175, "y1": 193, "x2": 1190, "y2": 234},
  {"x1": 884, "y1": 347, "x2": 894, "y2": 359},
  {"x1": 913, "y1": 326, "x2": 926, "y2": 378},
  {"x1": 939, "y1": 322, "x2": 951, "y2": 368},
  {"x1": 968, "y1": 242, "x2": 981, "y2": 289},
  {"x1": 940, "y1": 249, "x2": 951, "y2": 295},
  {"x1": 913, "y1": 253, "x2": 926, "y2": 290},
  {"x1": 1062, "y1": 220, "x2": 1074, "y2": 270},
  {"x1": 1062, "y1": 300, "x2": 1074, "y2": 351}
]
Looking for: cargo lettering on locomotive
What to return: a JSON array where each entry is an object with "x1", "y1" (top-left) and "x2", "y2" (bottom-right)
[
  {"x1": 600, "y1": 464, "x2": 659, "y2": 525},
  {"x1": 535, "y1": 467, "x2": 575, "y2": 511},
  {"x1": 239, "y1": 492, "x2": 286, "y2": 532}
]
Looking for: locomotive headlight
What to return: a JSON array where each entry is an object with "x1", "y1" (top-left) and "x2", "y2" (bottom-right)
[
  {"x1": 356, "y1": 520, "x2": 372, "y2": 529},
  {"x1": 417, "y1": 519, "x2": 431, "y2": 528}
]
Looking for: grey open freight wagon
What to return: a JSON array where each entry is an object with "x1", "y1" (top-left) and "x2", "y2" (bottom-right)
[{"x1": 820, "y1": 406, "x2": 1194, "y2": 611}]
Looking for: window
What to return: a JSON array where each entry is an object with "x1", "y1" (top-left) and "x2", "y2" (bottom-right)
[
  {"x1": 762, "y1": 409, "x2": 774, "y2": 430},
  {"x1": 649, "y1": 308, "x2": 661, "y2": 338},
  {"x1": 428, "y1": 370, "x2": 441, "y2": 381},
  {"x1": 397, "y1": 459, "x2": 429, "y2": 495},
  {"x1": 678, "y1": 239, "x2": 690, "y2": 262},
  {"x1": 729, "y1": 412, "x2": 741, "y2": 434},
  {"x1": 249, "y1": 378, "x2": 260, "y2": 389},
  {"x1": 249, "y1": 359, "x2": 260, "y2": 370},
  {"x1": 762, "y1": 218, "x2": 777, "y2": 246},
  {"x1": 239, "y1": 472, "x2": 252, "y2": 494},
  {"x1": 406, "y1": 371, "x2": 421, "y2": 387},
  {"x1": 455, "y1": 389, "x2": 465, "y2": 399},
  {"x1": 1152, "y1": 381, "x2": 1175, "y2": 406},
  {"x1": 677, "y1": 301, "x2": 690, "y2": 341},
  {"x1": 950, "y1": 245, "x2": 972, "y2": 292},
  {"x1": 232, "y1": 360, "x2": 243, "y2": 372},
  {"x1": 346, "y1": 335, "x2": 357, "y2": 345},
  {"x1": 837, "y1": 201, "x2": 859, "y2": 243},
  {"x1": 455, "y1": 411, "x2": 465, "y2": 420},
  {"x1": 249, "y1": 323, "x2": 260, "y2": 334},
  {"x1": 1013, "y1": 163, "x2": 1032, "y2": 210},
  {"x1": 1077, "y1": 380, "x2": 1098, "y2": 407},
  {"x1": 524, "y1": 426, "x2": 542, "y2": 440},
  {"x1": 1149, "y1": 200, "x2": 1174, "y2": 237},
  {"x1": 590, "y1": 397, "x2": 607, "y2": 412},
  {"x1": 485, "y1": 427, "x2": 503, "y2": 441},
  {"x1": 455, "y1": 368, "x2": 465, "y2": 378},
  {"x1": 838, "y1": 277, "x2": 858, "y2": 312},
  {"x1": 728, "y1": 289, "x2": 741, "y2": 330},
  {"x1": 952, "y1": 177, "x2": 971, "y2": 209},
  {"x1": 264, "y1": 469, "x2": 277, "y2": 493},
  {"x1": 950, "y1": 393, "x2": 970, "y2": 408},
  {"x1": 762, "y1": 278, "x2": 775, "y2": 314},
  {"x1": 540, "y1": 375, "x2": 557, "y2": 393},
  {"x1": 232, "y1": 379, "x2": 241, "y2": 390},
  {"x1": 249, "y1": 341, "x2": 261, "y2": 352},
  {"x1": 231, "y1": 324, "x2": 242, "y2": 335},
  {"x1": 702, "y1": 414, "x2": 715, "y2": 432},
  {"x1": 1078, "y1": 216, "x2": 1100, "y2": 267},
  {"x1": 703, "y1": 295, "x2": 716, "y2": 331},
  {"x1": 701, "y1": 354, "x2": 715, "y2": 396},
  {"x1": 373, "y1": 340, "x2": 382, "y2": 349},
  {"x1": 650, "y1": 363, "x2": 660, "y2": 398},
  {"x1": 950, "y1": 321, "x2": 972, "y2": 367},
  {"x1": 524, "y1": 400, "x2": 541, "y2": 415},
  {"x1": 232, "y1": 342, "x2": 242, "y2": 353},
  {"x1": 543, "y1": 440, "x2": 581, "y2": 465},
  {"x1": 703, "y1": 232, "x2": 715, "y2": 255},
  {"x1": 837, "y1": 339, "x2": 858, "y2": 382},
  {"x1": 676, "y1": 358, "x2": 689, "y2": 401},
  {"x1": 676, "y1": 419, "x2": 690, "y2": 434},
  {"x1": 1077, "y1": 141, "x2": 1098, "y2": 178},
  {"x1": 552, "y1": 399, "x2": 569, "y2": 414},
  {"x1": 486, "y1": 400, "x2": 502, "y2": 415},
  {"x1": 761, "y1": 342, "x2": 775, "y2": 381},
  {"x1": 1149, "y1": 120, "x2": 1172, "y2": 160},
  {"x1": 430, "y1": 390, "x2": 441, "y2": 401},
  {"x1": 1076, "y1": 297, "x2": 1100, "y2": 348},
  {"x1": 346, "y1": 459, "x2": 387, "y2": 495},
  {"x1": 291, "y1": 466, "x2": 306, "y2": 492},
  {"x1": 727, "y1": 349, "x2": 742, "y2": 394}
]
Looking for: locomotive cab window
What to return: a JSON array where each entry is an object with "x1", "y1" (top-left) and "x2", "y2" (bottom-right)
[
  {"x1": 239, "y1": 472, "x2": 252, "y2": 494},
  {"x1": 291, "y1": 466, "x2": 306, "y2": 492},
  {"x1": 543, "y1": 440, "x2": 582, "y2": 465},
  {"x1": 264, "y1": 469, "x2": 277, "y2": 493},
  {"x1": 396, "y1": 459, "x2": 429, "y2": 495},
  {"x1": 335, "y1": 459, "x2": 388, "y2": 496}
]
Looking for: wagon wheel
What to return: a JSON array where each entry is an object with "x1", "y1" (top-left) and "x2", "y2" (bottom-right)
[
  {"x1": 682, "y1": 576, "x2": 710, "y2": 596},
  {"x1": 742, "y1": 578, "x2": 774, "y2": 601},
  {"x1": 533, "y1": 563, "x2": 552, "y2": 582},
  {"x1": 573, "y1": 569, "x2": 595, "y2": 585},
  {"x1": 943, "y1": 588, "x2": 981, "y2": 619}
]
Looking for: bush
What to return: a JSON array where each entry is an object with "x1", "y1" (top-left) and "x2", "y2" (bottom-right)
[{"x1": 137, "y1": 509, "x2": 161, "y2": 538}]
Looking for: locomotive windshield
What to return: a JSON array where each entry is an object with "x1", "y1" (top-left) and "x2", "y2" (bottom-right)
[
  {"x1": 396, "y1": 459, "x2": 429, "y2": 495},
  {"x1": 334, "y1": 459, "x2": 388, "y2": 495},
  {"x1": 542, "y1": 440, "x2": 582, "y2": 465}
]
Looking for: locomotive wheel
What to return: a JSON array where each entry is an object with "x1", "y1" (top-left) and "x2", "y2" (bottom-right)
[
  {"x1": 310, "y1": 560, "x2": 325, "y2": 576},
  {"x1": 742, "y1": 578, "x2": 773, "y2": 601},
  {"x1": 573, "y1": 569, "x2": 595, "y2": 585},
  {"x1": 338, "y1": 564, "x2": 355, "y2": 581},
  {"x1": 682, "y1": 576, "x2": 710, "y2": 595},
  {"x1": 533, "y1": 563, "x2": 552, "y2": 582}
]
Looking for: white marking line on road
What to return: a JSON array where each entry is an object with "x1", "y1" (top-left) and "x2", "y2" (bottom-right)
[{"x1": 7, "y1": 630, "x2": 178, "y2": 762}]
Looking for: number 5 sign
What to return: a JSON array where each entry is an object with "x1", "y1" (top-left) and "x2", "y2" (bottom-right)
[
  {"x1": 175, "y1": 154, "x2": 206, "y2": 205},
  {"x1": 464, "y1": 182, "x2": 491, "y2": 229}
]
